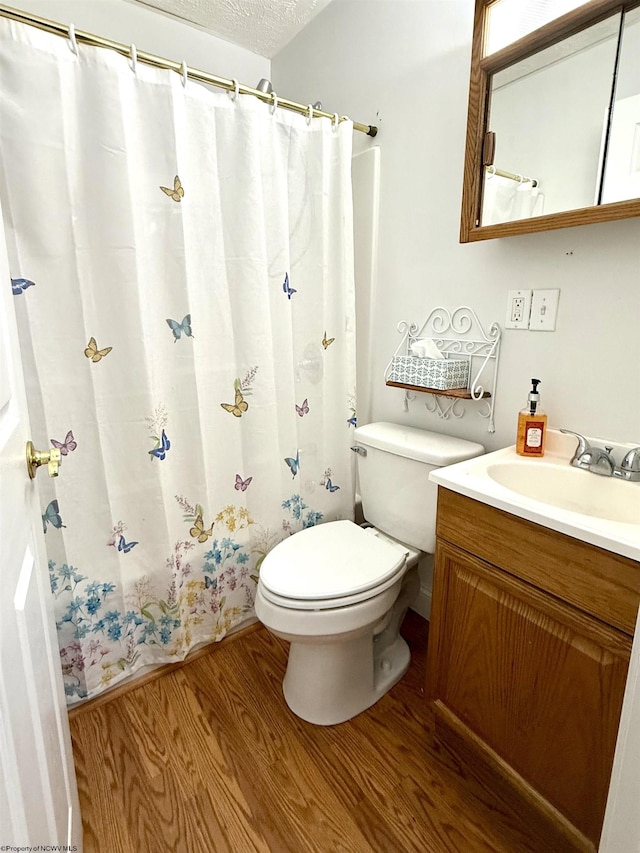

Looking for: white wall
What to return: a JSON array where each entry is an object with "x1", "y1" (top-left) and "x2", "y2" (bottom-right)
[
  {"x1": 10, "y1": 0, "x2": 269, "y2": 83},
  {"x1": 273, "y1": 0, "x2": 640, "y2": 453}
]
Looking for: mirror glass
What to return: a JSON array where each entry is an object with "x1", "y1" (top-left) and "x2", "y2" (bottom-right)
[
  {"x1": 481, "y1": 14, "x2": 621, "y2": 226},
  {"x1": 600, "y1": 6, "x2": 640, "y2": 203}
]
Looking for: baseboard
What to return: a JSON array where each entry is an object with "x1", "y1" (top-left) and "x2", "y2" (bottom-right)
[{"x1": 410, "y1": 584, "x2": 432, "y2": 621}]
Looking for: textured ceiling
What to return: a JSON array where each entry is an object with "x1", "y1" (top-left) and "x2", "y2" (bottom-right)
[{"x1": 132, "y1": 0, "x2": 333, "y2": 58}]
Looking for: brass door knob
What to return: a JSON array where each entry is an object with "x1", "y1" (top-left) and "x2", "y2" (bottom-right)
[{"x1": 26, "y1": 441, "x2": 61, "y2": 479}]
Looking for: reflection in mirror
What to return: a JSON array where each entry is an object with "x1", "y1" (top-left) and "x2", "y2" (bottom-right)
[
  {"x1": 601, "y1": 7, "x2": 640, "y2": 203},
  {"x1": 481, "y1": 14, "x2": 621, "y2": 226},
  {"x1": 485, "y1": 0, "x2": 587, "y2": 55}
]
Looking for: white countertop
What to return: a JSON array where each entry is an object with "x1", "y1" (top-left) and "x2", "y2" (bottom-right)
[{"x1": 429, "y1": 429, "x2": 640, "y2": 563}]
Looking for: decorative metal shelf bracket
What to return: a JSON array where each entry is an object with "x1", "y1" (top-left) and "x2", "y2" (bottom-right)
[{"x1": 384, "y1": 306, "x2": 501, "y2": 433}]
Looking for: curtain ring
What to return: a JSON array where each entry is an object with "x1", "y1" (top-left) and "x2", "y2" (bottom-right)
[
  {"x1": 68, "y1": 23, "x2": 78, "y2": 56},
  {"x1": 229, "y1": 79, "x2": 240, "y2": 102},
  {"x1": 486, "y1": 165, "x2": 496, "y2": 179},
  {"x1": 130, "y1": 44, "x2": 137, "y2": 74},
  {"x1": 306, "y1": 104, "x2": 314, "y2": 125},
  {"x1": 517, "y1": 174, "x2": 524, "y2": 183},
  {"x1": 332, "y1": 112, "x2": 340, "y2": 131},
  {"x1": 269, "y1": 92, "x2": 278, "y2": 115},
  {"x1": 181, "y1": 60, "x2": 188, "y2": 88}
]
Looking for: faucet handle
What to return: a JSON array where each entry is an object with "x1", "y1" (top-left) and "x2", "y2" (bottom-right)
[
  {"x1": 559, "y1": 429, "x2": 591, "y2": 462},
  {"x1": 620, "y1": 447, "x2": 640, "y2": 474}
]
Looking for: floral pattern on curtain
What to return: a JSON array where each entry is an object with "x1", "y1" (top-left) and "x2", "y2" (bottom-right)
[{"x1": 0, "y1": 19, "x2": 356, "y2": 703}]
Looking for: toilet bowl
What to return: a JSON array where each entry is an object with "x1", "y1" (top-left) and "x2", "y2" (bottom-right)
[
  {"x1": 256, "y1": 521, "x2": 420, "y2": 725},
  {"x1": 255, "y1": 422, "x2": 485, "y2": 726}
]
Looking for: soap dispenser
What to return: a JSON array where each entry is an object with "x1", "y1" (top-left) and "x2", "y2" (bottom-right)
[{"x1": 516, "y1": 378, "x2": 547, "y2": 457}]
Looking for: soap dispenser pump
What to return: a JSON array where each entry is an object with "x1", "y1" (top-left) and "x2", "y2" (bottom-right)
[{"x1": 516, "y1": 378, "x2": 547, "y2": 457}]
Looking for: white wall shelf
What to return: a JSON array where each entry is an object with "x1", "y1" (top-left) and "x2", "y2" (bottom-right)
[{"x1": 384, "y1": 306, "x2": 502, "y2": 432}]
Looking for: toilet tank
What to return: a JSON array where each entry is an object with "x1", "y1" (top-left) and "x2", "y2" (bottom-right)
[{"x1": 353, "y1": 422, "x2": 484, "y2": 553}]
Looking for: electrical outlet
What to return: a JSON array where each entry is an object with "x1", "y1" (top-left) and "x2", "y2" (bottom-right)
[
  {"x1": 529, "y1": 289, "x2": 560, "y2": 331},
  {"x1": 511, "y1": 296, "x2": 525, "y2": 322},
  {"x1": 505, "y1": 289, "x2": 532, "y2": 329}
]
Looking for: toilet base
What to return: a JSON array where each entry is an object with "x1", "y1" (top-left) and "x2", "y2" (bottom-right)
[
  {"x1": 281, "y1": 566, "x2": 420, "y2": 725},
  {"x1": 282, "y1": 632, "x2": 411, "y2": 726}
]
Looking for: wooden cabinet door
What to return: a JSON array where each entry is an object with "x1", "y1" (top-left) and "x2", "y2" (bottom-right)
[{"x1": 427, "y1": 541, "x2": 631, "y2": 846}]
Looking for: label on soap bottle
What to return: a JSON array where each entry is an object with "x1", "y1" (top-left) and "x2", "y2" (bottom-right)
[{"x1": 524, "y1": 421, "x2": 545, "y2": 454}]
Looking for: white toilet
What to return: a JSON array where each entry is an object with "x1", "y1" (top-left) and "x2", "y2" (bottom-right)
[{"x1": 255, "y1": 422, "x2": 484, "y2": 725}]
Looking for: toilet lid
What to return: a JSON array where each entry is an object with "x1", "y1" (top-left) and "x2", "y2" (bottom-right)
[{"x1": 259, "y1": 520, "x2": 407, "y2": 603}]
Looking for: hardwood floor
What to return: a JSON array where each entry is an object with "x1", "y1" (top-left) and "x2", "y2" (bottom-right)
[{"x1": 70, "y1": 611, "x2": 561, "y2": 852}]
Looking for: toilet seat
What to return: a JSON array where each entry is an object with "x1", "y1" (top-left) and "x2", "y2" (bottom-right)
[{"x1": 259, "y1": 520, "x2": 408, "y2": 611}]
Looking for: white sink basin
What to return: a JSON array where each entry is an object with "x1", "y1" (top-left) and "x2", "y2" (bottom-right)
[
  {"x1": 486, "y1": 460, "x2": 640, "y2": 525},
  {"x1": 429, "y1": 429, "x2": 640, "y2": 561}
]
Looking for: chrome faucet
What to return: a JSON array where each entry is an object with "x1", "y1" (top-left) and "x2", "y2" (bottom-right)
[
  {"x1": 560, "y1": 429, "x2": 640, "y2": 481},
  {"x1": 614, "y1": 447, "x2": 640, "y2": 482}
]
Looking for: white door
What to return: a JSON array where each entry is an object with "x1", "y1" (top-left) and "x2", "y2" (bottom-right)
[{"x1": 0, "y1": 207, "x2": 82, "y2": 846}]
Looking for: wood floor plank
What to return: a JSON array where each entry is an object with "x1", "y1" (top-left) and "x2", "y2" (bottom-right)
[
  {"x1": 261, "y1": 754, "x2": 373, "y2": 853},
  {"x1": 351, "y1": 779, "x2": 459, "y2": 853},
  {"x1": 101, "y1": 699, "x2": 226, "y2": 853},
  {"x1": 100, "y1": 701, "x2": 174, "y2": 851},
  {"x1": 117, "y1": 680, "x2": 171, "y2": 781},
  {"x1": 71, "y1": 708, "x2": 138, "y2": 853},
  {"x1": 183, "y1": 654, "x2": 310, "y2": 852},
  {"x1": 186, "y1": 782, "x2": 269, "y2": 853},
  {"x1": 160, "y1": 671, "x2": 271, "y2": 851},
  {"x1": 185, "y1": 648, "x2": 375, "y2": 852}
]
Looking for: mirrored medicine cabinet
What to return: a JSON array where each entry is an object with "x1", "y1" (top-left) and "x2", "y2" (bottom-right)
[{"x1": 460, "y1": 0, "x2": 640, "y2": 242}]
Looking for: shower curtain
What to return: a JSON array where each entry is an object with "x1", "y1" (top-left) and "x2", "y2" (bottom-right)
[
  {"x1": 482, "y1": 172, "x2": 544, "y2": 225},
  {"x1": 0, "y1": 19, "x2": 356, "y2": 703}
]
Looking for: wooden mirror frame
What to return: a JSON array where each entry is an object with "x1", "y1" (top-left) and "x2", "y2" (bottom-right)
[{"x1": 460, "y1": 0, "x2": 640, "y2": 242}]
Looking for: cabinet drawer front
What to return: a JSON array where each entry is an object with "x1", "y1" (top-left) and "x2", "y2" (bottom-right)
[
  {"x1": 428, "y1": 542, "x2": 630, "y2": 845},
  {"x1": 436, "y1": 488, "x2": 640, "y2": 634}
]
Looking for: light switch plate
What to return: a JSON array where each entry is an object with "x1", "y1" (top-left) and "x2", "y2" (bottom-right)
[{"x1": 529, "y1": 289, "x2": 560, "y2": 331}]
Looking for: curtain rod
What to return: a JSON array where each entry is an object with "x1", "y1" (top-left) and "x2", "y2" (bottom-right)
[
  {"x1": 0, "y1": 3, "x2": 378, "y2": 138},
  {"x1": 485, "y1": 165, "x2": 538, "y2": 188}
]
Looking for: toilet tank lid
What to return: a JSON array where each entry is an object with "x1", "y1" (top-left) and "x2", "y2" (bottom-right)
[{"x1": 353, "y1": 422, "x2": 484, "y2": 466}]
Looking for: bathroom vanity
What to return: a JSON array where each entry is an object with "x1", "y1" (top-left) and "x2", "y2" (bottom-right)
[{"x1": 426, "y1": 435, "x2": 640, "y2": 851}]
